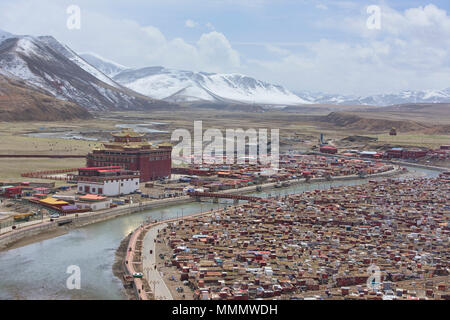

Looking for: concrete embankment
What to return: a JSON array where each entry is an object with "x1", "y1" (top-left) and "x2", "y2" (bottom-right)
[
  {"x1": 389, "y1": 160, "x2": 448, "y2": 172},
  {"x1": 0, "y1": 222, "x2": 59, "y2": 250},
  {"x1": 0, "y1": 164, "x2": 405, "y2": 251},
  {"x1": 0, "y1": 196, "x2": 193, "y2": 250}
]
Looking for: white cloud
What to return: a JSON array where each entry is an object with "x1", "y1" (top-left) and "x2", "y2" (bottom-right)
[
  {"x1": 185, "y1": 19, "x2": 198, "y2": 28},
  {"x1": 246, "y1": 3, "x2": 450, "y2": 95},
  {"x1": 265, "y1": 44, "x2": 290, "y2": 56},
  {"x1": 316, "y1": 4, "x2": 328, "y2": 10},
  {"x1": 197, "y1": 31, "x2": 240, "y2": 72},
  {"x1": 0, "y1": 0, "x2": 240, "y2": 73},
  {"x1": 0, "y1": 0, "x2": 449, "y2": 95},
  {"x1": 206, "y1": 22, "x2": 215, "y2": 30}
]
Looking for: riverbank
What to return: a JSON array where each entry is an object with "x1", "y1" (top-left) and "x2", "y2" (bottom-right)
[
  {"x1": 112, "y1": 233, "x2": 136, "y2": 300},
  {"x1": 0, "y1": 164, "x2": 404, "y2": 252}
]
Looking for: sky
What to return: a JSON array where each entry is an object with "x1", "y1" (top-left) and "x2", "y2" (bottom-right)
[{"x1": 0, "y1": 0, "x2": 450, "y2": 95}]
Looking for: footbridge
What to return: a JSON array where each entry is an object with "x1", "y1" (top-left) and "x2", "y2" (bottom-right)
[{"x1": 188, "y1": 191, "x2": 270, "y2": 204}]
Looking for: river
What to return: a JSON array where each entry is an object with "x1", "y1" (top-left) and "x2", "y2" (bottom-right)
[{"x1": 0, "y1": 166, "x2": 440, "y2": 300}]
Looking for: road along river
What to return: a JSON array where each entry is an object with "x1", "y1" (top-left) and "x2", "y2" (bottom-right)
[{"x1": 0, "y1": 165, "x2": 441, "y2": 300}]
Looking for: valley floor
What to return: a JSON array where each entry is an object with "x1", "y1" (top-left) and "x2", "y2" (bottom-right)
[{"x1": 0, "y1": 106, "x2": 448, "y2": 184}]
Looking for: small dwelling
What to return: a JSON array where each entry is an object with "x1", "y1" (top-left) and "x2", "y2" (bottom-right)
[
  {"x1": 75, "y1": 194, "x2": 112, "y2": 211},
  {"x1": 75, "y1": 166, "x2": 140, "y2": 196},
  {"x1": 320, "y1": 145, "x2": 338, "y2": 154}
]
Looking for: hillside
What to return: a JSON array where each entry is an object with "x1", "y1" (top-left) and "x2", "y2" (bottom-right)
[
  {"x1": 97, "y1": 63, "x2": 309, "y2": 105},
  {"x1": 321, "y1": 112, "x2": 432, "y2": 133},
  {"x1": 0, "y1": 74, "x2": 92, "y2": 121},
  {"x1": 362, "y1": 103, "x2": 450, "y2": 116},
  {"x1": 0, "y1": 32, "x2": 177, "y2": 112}
]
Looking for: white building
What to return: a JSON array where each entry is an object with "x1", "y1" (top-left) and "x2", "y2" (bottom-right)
[
  {"x1": 76, "y1": 166, "x2": 140, "y2": 196},
  {"x1": 75, "y1": 195, "x2": 112, "y2": 211}
]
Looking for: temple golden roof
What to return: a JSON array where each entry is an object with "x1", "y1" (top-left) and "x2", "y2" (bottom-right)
[
  {"x1": 103, "y1": 141, "x2": 153, "y2": 150},
  {"x1": 158, "y1": 142, "x2": 173, "y2": 147}
]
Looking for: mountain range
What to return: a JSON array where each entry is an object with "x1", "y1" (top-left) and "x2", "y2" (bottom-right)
[
  {"x1": 81, "y1": 51, "x2": 450, "y2": 107},
  {"x1": 294, "y1": 89, "x2": 450, "y2": 107},
  {"x1": 80, "y1": 53, "x2": 308, "y2": 105},
  {"x1": 1, "y1": 29, "x2": 449, "y2": 119}
]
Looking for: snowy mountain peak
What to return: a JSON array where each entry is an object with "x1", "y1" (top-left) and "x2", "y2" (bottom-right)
[
  {"x1": 81, "y1": 53, "x2": 310, "y2": 105},
  {"x1": 107, "y1": 64, "x2": 310, "y2": 105},
  {"x1": 14, "y1": 37, "x2": 41, "y2": 55},
  {"x1": 80, "y1": 52, "x2": 128, "y2": 78},
  {"x1": 0, "y1": 31, "x2": 173, "y2": 111},
  {"x1": 295, "y1": 89, "x2": 450, "y2": 106},
  {"x1": 0, "y1": 29, "x2": 13, "y2": 44}
]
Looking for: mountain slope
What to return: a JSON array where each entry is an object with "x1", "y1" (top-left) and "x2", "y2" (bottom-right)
[
  {"x1": 0, "y1": 32, "x2": 176, "y2": 111},
  {"x1": 79, "y1": 52, "x2": 127, "y2": 78},
  {"x1": 319, "y1": 112, "x2": 431, "y2": 132},
  {"x1": 81, "y1": 52, "x2": 450, "y2": 107},
  {"x1": 0, "y1": 73, "x2": 92, "y2": 121},
  {"x1": 0, "y1": 30, "x2": 13, "y2": 44},
  {"x1": 112, "y1": 67, "x2": 310, "y2": 105}
]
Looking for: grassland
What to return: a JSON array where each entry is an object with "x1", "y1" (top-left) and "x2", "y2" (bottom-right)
[
  {"x1": 0, "y1": 106, "x2": 448, "y2": 182},
  {"x1": 0, "y1": 121, "x2": 105, "y2": 182},
  {"x1": 373, "y1": 133, "x2": 450, "y2": 149}
]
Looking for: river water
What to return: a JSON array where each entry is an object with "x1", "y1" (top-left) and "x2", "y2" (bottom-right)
[{"x1": 0, "y1": 166, "x2": 440, "y2": 300}]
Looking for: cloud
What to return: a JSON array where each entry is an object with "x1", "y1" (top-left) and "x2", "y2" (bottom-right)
[
  {"x1": 315, "y1": 4, "x2": 328, "y2": 10},
  {"x1": 246, "y1": 3, "x2": 450, "y2": 95},
  {"x1": 265, "y1": 44, "x2": 290, "y2": 56},
  {"x1": 185, "y1": 19, "x2": 198, "y2": 28},
  {"x1": 0, "y1": 0, "x2": 449, "y2": 95},
  {"x1": 197, "y1": 31, "x2": 240, "y2": 72},
  {"x1": 0, "y1": 0, "x2": 240, "y2": 73}
]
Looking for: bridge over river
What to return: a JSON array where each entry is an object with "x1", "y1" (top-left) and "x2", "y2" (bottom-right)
[{"x1": 188, "y1": 191, "x2": 270, "y2": 204}]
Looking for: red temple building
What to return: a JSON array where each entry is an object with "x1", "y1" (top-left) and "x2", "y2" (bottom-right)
[{"x1": 86, "y1": 130, "x2": 172, "y2": 182}]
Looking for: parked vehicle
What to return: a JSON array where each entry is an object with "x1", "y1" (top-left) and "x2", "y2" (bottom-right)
[{"x1": 13, "y1": 212, "x2": 34, "y2": 222}]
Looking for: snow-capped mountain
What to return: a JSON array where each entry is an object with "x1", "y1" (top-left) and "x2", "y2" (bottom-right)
[
  {"x1": 1, "y1": 29, "x2": 448, "y2": 110},
  {"x1": 295, "y1": 89, "x2": 450, "y2": 106},
  {"x1": 80, "y1": 52, "x2": 127, "y2": 78},
  {"x1": 68, "y1": 51, "x2": 450, "y2": 107},
  {"x1": 0, "y1": 30, "x2": 13, "y2": 44},
  {"x1": 111, "y1": 66, "x2": 311, "y2": 105},
  {"x1": 0, "y1": 30, "x2": 173, "y2": 111}
]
